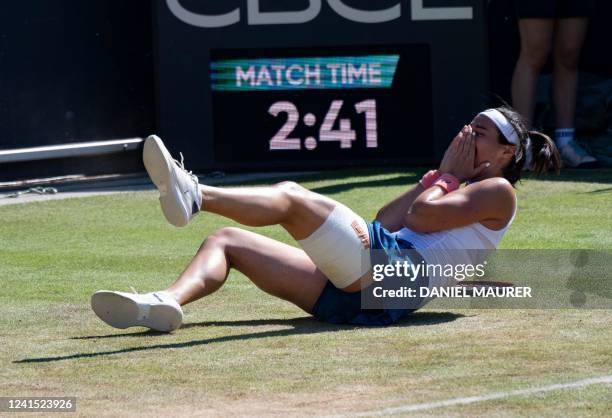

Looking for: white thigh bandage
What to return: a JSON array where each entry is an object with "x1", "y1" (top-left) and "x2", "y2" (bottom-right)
[{"x1": 298, "y1": 204, "x2": 371, "y2": 289}]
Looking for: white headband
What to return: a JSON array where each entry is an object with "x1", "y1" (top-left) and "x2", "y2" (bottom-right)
[{"x1": 478, "y1": 109, "x2": 520, "y2": 145}]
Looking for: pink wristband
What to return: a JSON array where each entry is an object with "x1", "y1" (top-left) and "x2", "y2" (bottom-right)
[
  {"x1": 434, "y1": 173, "x2": 460, "y2": 194},
  {"x1": 420, "y1": 170, "x2": 441, "y2": 189}
]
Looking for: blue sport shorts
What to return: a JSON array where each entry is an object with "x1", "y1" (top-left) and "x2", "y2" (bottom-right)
[{"x1": 311, "y1": 221, "x2": 426, "y2": 325}]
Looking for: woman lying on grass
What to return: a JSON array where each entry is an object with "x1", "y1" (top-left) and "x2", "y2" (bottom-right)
[{"x1": 91, "y1": 107, "x2": 560, "y2": 331}]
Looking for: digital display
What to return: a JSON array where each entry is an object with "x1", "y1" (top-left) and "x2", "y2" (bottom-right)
[{"x1": 210, "y1": 45, "x2": 433, "y2": 166}]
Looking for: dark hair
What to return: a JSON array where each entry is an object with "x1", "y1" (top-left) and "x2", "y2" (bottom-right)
[{"x1": 494, "y1": 106, "x2": 561, "y2": 185}]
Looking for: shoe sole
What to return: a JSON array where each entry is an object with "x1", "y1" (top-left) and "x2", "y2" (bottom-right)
[
  {"x1": 143, "y1": 135, "x2": 189, "y2": 227},
  {"x1": 91, "y1": 291, "x2": 183, "y2": 332}
]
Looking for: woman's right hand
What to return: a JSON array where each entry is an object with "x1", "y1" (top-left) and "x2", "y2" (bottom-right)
[{"x1": 438, "y1": 125, "x2": 489, "y2": 182}]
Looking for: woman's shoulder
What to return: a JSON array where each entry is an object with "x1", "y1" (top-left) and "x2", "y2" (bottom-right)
[
  {"x1": 469, "y1": 177, "x2": 515, "y2": 197},
  {"x1": 467, "y1": 177, "x2": 516, "y2": 214}
]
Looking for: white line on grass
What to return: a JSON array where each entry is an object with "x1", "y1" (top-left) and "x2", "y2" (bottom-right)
[{"x1": 330, "y1": 375, "x2": 612, "y2": 417}]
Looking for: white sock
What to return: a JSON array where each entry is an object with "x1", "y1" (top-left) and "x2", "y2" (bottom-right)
[{"x1": 555, "y1": 128, "x2": 575, "y2": 148}]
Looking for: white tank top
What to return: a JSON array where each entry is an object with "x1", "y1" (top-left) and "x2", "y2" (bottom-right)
[{"x1": 394, "y1": 203, "x2": 517, "y2": 288}]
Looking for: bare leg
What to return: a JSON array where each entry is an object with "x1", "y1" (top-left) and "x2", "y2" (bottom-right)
[
  {"x1": 200, "y1": 181, "x2": 337, "y2": 240},
  {"x1": 552, "y1": 18, "x2": 589, "y2": 129},
  {"x1": 165, "y1": 227, "x2": 328, "y2": 312},
  {"x1": 511, "y1": 19, "x2": 555, "y2": 127}
]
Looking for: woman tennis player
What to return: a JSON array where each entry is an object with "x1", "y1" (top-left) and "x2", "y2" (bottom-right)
[{"x1": 91, "y1": 106, "x2": 560, "y2": 331}]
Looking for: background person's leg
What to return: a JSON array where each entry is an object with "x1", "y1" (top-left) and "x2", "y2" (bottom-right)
[
  {"x1": 165, "y1": 227, "x2": 328, "y2": 313},
  {"x1": 511, "y1": 19, "x2": 555, "y2": 127},
  {"x1": 550, "y1": 17, "x2": 598, "y2": 167},
  {"x1": 552, "y1": 18, "x2": 589, "y2": 129}
]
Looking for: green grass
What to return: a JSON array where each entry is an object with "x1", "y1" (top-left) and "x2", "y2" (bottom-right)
[{"x1": 1, "y1": 169, "x2": 611, "y2": 417}]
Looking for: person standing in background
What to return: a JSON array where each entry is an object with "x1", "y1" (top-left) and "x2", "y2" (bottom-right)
[{"x1": 511, "y1": 0, "x2": 599, "y2": 168}]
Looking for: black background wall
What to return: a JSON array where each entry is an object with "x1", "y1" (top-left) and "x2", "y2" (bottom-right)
[
  {"x1": 0, "y1": 0, "x2": 155, "y2": 148},
  {"x1": 0, "y1": 0, "x2": 610, "y2": 183},
  {"x1": 0, "y1": 0, "x2": 154, "y2": 182}
]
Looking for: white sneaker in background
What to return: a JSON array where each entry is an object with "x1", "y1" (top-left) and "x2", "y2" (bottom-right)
[
  {"x1": 143, "y1": 135, "x2": 201, "y2": 227},
  {"x1": 91, "y1": 290, "x2": 183, "y2": 332},
  {"x1": 559, "y1": 140, "x2": 599, "y2": 169}
]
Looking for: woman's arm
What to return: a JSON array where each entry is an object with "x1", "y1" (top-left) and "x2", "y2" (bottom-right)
[
  {"x1": 375, "y1": 183, "x2": 425, "y2": 232},
  {"x1": 404, "y1": 178, "x2": 515, "y2": 233}
]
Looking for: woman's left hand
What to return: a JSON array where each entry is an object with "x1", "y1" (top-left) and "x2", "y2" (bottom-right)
[{"x1": 438, "y1": 125, "x2": 490, "y2": 182}]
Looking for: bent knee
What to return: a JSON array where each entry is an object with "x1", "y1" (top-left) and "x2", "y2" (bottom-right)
[
  {"x1": 274, "y1": 181, "x2": 309, "y2": 206},
  {"x1": 202, "y1": 227, "x2": 244, "y2": 248},
  {"x1": 274, "y1": 181, "x2": 305, "y2": 194}
]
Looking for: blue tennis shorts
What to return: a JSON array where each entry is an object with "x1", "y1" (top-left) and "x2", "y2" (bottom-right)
[{"x1": 311, "y1": 220, "x2": 425, "y2": 325}]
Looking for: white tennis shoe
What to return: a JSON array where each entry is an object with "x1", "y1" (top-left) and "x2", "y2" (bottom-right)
[
  {"x1": 143, "y1": 135, "x2": 201, "y2": 227},
  {"x1": 91, "y1": 290, "x2": 183, "y2": 332},
  {"x1": 559, "y1": 140, "x2": 599, "y2": 168}
]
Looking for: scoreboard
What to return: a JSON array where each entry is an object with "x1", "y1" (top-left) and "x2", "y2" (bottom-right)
[
  {"x1": 211, "y1": 44, "x2": 433, "y2": 164},
  {"x1": 154, "y1": 1, "x2": 488, "y2": 171}
]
